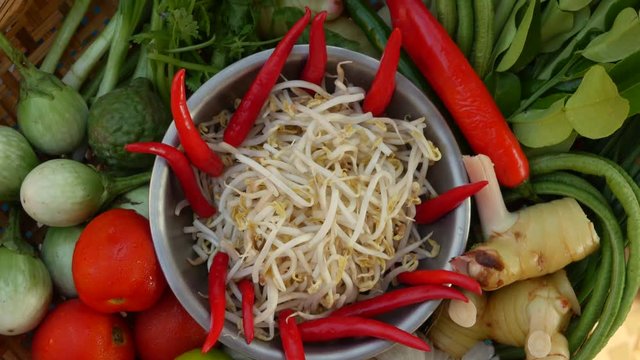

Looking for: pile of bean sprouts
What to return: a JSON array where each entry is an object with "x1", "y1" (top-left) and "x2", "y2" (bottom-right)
[{"x1": 183, "y1": 62, "x2": 442, "y2": 340}]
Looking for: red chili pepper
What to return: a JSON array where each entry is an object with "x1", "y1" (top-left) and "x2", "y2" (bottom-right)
[
  {"x1": 330, "y1": 284, "x2": 466, "y2": 318},
  {"x1": 238, "y1": 279, "x2": 255, "y2": 344},
  {"x1": 224, "y1": 8, "x2": 312, "y2": 147},
  {"x1": 202, "y1": 251, "x2": 230, "y2": 353},
  {"x1": 300, "y1": 11, "x2": 327, "y2": 87},
  {"x1": 414, "y1": 181, "x2": 488, "y2": 224},
  {"x1": 298, "y1": 316, "x2": 430, "y2": 351},
  {"x1": 278, "y1": 309, "x2": 305, "y2": 360},
  {"x1": 387, "y1": 0, "x2": 529, "y2": 188},
  {"x1": 124, "y1": 142, "x2": 216, "y2": 218},
  {"x1": 397, "y1": 270, "x2": 482, "y2": 295},
  {"x1": 171, "y1": 69, "x2": 225, "y2": 177},
  {"x1": 363, "y1": 27, "x2": 402, "y2": 116}
]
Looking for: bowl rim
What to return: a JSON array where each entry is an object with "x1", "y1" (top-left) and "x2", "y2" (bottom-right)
[{"x1": 149, "y1": 45, "x2": 471, "y2": 360}]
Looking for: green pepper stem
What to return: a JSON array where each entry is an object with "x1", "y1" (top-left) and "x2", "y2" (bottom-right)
[
  {"x1": 0, "y1": 207, "x2": 36, "y2": 256},
  {"x1": 104, "y1": 171, "x2": 152, "y2": 205}
]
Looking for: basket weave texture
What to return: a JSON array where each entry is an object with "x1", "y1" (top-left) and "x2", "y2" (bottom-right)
[{"x1": 0, "y1": 1, "x2": 116, "y2": 358}]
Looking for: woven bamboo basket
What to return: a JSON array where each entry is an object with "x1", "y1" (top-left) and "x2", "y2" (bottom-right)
[{"x1": 0, "y1": 1, "x2": 116, "y2": 358}]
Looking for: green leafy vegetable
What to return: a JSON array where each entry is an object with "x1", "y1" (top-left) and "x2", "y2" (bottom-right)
[
  {"x1": 496, "y1": 0, "x2": 541, "y2": 72},
  {"x1": 582, "y1": 8, "x2": 640, "y2": 62},
  {"x1": 512, "y1": 97, "x2": 574, "y2": 147},
  {"x1": 565, "y1": 65, "x2": 629, "y2": 138},
  {"x1": 485, "y1": 71, "x2": 522, "y2": 116},
  {"x1": 559, "y1": 0, "x2": 593, "y2": 11},
  {"x1": 541, "y1": 0, "x2": 575, "y2": 47},
  {"x1": 541, "y1": 6, "x2": 591, "y2": 53}
]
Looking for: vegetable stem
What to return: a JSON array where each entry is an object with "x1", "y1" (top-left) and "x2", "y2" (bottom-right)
[
  {"x1": 103, "y1": 171, "x2": 152, "y2": 205},
  {"x1": 147, "y1": 53, "x2": 221, "y2": 74},
  {"x1": 0, "y1": 208, "x2": 35, "y2": 256},
  {"x1": 40, "y1": 0, "x2": 91, "y2": 73},
  {"x1": 62, "y1": 16, "x2": 117, "y2": 90},
  {"x1": 0, "y1": 33, "x2": 33, "y2": 72}
]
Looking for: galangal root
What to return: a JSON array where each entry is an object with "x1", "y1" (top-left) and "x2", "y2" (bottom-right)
[
  {"x1": 451, "y1": 154, "x2": 599, "y2": 290},
  {"x1": 429, "y1": 270, "x2": 580, "y2": 359}
]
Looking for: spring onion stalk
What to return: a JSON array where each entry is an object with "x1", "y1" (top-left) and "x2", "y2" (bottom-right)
[
  {"x1": 20, "y1": 159, "x2": 151, "y2": 227},
  {"x1": 40, "y1": 0, "x2": 91, "y2": 73},
  {"x1": 0, "y1": 126, "x2": 38, "y2": 201},
  {"x1": 0, "y1": 34, "x2": 88, "y2": 155},
  {"x1": 188, "y1": 64, "x2": 441, "y2": 340},
  {"x1": 0, "y1": 208, "x2": 53, "y2": 335},
  {"x1": 81, "y1": 48, "x2": 141, "y2": 103},
  {"x1": 97, "y1": 0, "x2": 147, "y2": 97},
  {"x1": 62, "y1": 16, "x2": 117, "y2": 90}
]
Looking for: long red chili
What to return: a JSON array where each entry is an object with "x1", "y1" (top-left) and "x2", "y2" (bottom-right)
[
  {"x1": 397, "y1": 270, "x2": 483, "y2": 295},
  {"x1": 124, "y1": 142, "x2": 216, "y2": 218},
  {"x1": 224, "y1": 8, "x2": 312, "y2": 147},
  {"x1": 202, "y1": 251, "x2": 230, "y2": 353},
  {"x1": 298, "y1": 316, "x2": 430, "y2": 351},
  {"x1": 278, "y1": 309, "x2": 305, "y2": 360},
  {"x1": 300, "y1": 11, "x2": 327, "y2": 86},
  {"x1": 363, "y1": 27, "x2": 402, "y2": 116},
  {"x1": 238, "y1": 279, "x2": 255, "y2": 344},
  {"x1": 329, "y1": 284, "x2": 467, "y2": 318},
  {"x1": 171, "y1": 69, "x2": 225, "y2": 177},
  {"x1": 387, "y1": 0, "x2": 529, "y2": 188},
  {"x1": 414, "y1": 181, "x2": 488, "y2": 224}
]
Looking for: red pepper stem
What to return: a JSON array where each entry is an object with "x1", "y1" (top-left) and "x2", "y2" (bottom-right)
[
  {"x1": 387, "y1": 0, "x2": 529, "y2": 187},
  {"x1": 202, "y1": 251, "x2": 230, "y2": 353},
  {"x1": 414, "y1": 181, "x2": 488, "y2": 224},
  {"x1": 329, "y1": 284, "x2": 467, "y2": 318},
  {"x1": 397, "y1": 270, "x2": 483, "y2": 294},
  {"x1": 223, "y1": 8, "x2": 312, "y2": 147},
  {"x1": 124, "y1": 142, "x2": 216, "y2": 218},
  {"x1": 238, "y1": 279, "x2": 255, "y2": 344},
  {"x1": 171, "y1": 69, "x2": 225, "y2": 177},
  {"x1": 298, "y1": 316, "x2": 430, "y2": 352},
  {"x1": 278, "y1": 309, "x2": 306, "y2": 360},
  {"x1": 300, "y1": 11, "x2": 328, "y2": 87},
  {"x1": 363, "y1": 27, "x2": 402, "y2": 116}
]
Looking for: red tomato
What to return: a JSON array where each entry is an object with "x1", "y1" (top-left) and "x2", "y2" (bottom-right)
[
  {"x1": 134, "y1": 290, "x2": 208, "y2": 360},
  {"x1": 32, "y1": 299, "x2": 135, "y2": 360},
  {"x1": 72, "y1": 209, "x2": 167, "y2": 313}
]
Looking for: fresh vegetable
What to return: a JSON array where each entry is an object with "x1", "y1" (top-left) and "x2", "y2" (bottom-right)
[
  {"x1": 39, "y1": 0, "x2": 91, "y2": 74},
  {"x1": 20, "y1": 159, "x2": 151, "y2": 227},
  {"x1": 41, "y1": 225, "x2": 84, "y2": 298},
  {"x1": 397, "y1": 270, "x2": 483, "y2": 295},
  {"x1": 238, "y1": 279, "x2": 255, "y2": 344},
  {"x1": 434, "y1": 0, "x2": 458, "y2": 37},
  {"x1": 278, "y1": 310, "x2": 305, "y2": 360},
  {"x1": 330, "y1": 285, "x2": 467, "y2": 318},
  {"x1": 202, "y1": 251, "x2": 230, "y2": 353},
  {"x1": 72, "y1": 209, "x2": 167, "y2": 313},
  {"x1": 110, "y1": 184, "x2": 150, "y2": 218},
  {"x1": 300, "y1": 11, "x2": 328, "y2": 87},
  {"x1": 455, "y1": 0, "x2": 474, "y2": 58},
  {"x1": 88, "y1": 78, "x2": 171, "y2": 170},
  {"x1": 175, "y1": 348, "x2": 233, "y2": 360},
  {"x1": 0, "y1": 208, "x2": 52, "y2": 335},
  {"x1": 387, "y1": 0, "x2": 529, "y2": 188},
  {"x1": 31, "y1": 299, "x2": 135, "y2": 360},
  {"x1": 0, "y1": 126, "x2": 38, "y2": 201},
  {"x1": 171, "y1": 69, "x2": 225, "y2": 177},
  {"x1": 363, "y1": 27, "x2": 401, "y2": 116},
  {"x1": 414, "y1": 181, "x2": 488, "y2": 224},
  {"x1": 343, "y1": 0, "x2": 431, "y2": 94},
  {"x1": 322, "y1": 16, "x2": 379, "y2": 57},
  {"x1": 134, "y1": 290, "x2": 207, "y2": 360},
  {"x1": 451, "y1": 154, "x2": 599, "y2": 290},
  {"x1": 124, "y1": 142, "x2": 216, "y2": 218},
  {"x1": 0, "y1": 34, "x2": 87, "y2": 155},
  {"x1": 430, "y1": 270, "x2": 578, "y2": 359},
  {"x1": 223, "y1": 8, "x2": 311, "y2": 147},
  {"x1": 298, "y1": 316, "x2": 431, "y2": 351},
  {"x1": 470, "y1": 0, "x2": 494, "y2": 78}
]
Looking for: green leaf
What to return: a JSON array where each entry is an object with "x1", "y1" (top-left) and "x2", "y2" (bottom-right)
[
  {"x1": 496, "y1": 0, "x2": 542, "y2": 72},
  {"x1": 523, "y1": 131, "x2": 578, "y2": 157},
  {"x1": 492, "y1": 0, "x2": 528, "y2": 67},
  {"x1": 565, "y1": 65, "x2": 630, "y2": 138},
  {"x1": 582, "y1": 8, "x2": 640, "y2": 62},
  {"x1": 559, "y1": 0, "x2": 592, "y2": 11},
  {"x1": 541, "y1": 0, "x2": 575, "y2": 45},
  {"x1": 485, "y1": 71, "x2": 522, "y2": 117},
  {"x1": 511, "y1": 97, "x2": 575, "y2": 147},
  {"x1": 541, "y1": 4, "x2": 591, "y2": 53}
]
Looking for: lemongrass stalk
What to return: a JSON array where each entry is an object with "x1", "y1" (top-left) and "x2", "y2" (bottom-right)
[{"x1": 40, "y1": 0, "x2": 91, "y2": 73}]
